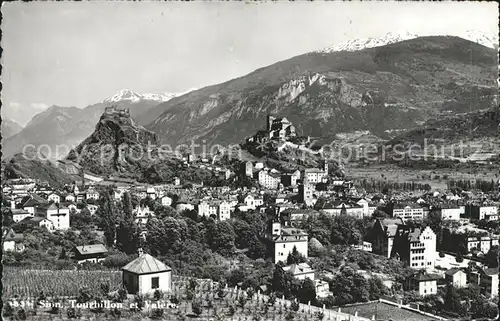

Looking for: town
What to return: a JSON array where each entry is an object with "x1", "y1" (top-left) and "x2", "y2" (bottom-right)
[{"x1": 2, "y1": 114, "x2": 500, "y2": 321}]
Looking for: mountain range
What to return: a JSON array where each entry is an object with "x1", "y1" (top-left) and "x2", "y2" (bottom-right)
[
  {"x1": 1, "y1": 89, "x2": 187, "y2": 160},
  {"x1": 317, "y1": 30, "x2": 498, "y2": 53},
  {"x1": 1, "y1": 118, "x2": 23, "y2": 140},
  {"x1": 146, "y1": 35, "x2": 497, "y2": 148},
  {"x1": 2, "y1": 32, "x2": 498, "y2": 170}
]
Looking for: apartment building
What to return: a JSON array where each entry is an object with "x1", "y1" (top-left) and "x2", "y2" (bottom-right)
[
  {"x1": 440, "y1": 204, "x2": 464, "y2": 221},
  {"x1": 466, "y1": 204, "x2": 499, "y2": 221},
  {"x1": 392, "y1": 225, "x2": 437, "y2": 271},
  {"x1": 392, "y1": 203, "x2": 425, "y2": 221},
  {"x1": 258, "y1": 170, "x2": 281, "y2": 190}
]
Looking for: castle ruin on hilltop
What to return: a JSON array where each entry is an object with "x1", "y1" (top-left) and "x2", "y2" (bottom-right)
[
  {"x1": 104, "y1": 105, "x2": 130, "y2": 117},
  {"x1": 246, "y1": 114, "x2": 297, "y2": 143}
]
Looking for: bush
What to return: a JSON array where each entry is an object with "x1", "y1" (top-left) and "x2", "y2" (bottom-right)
[
  {"x1": 192, "y1": 300, "x2": 203, "y2": 316},
  {"x1": 227, "y1": 304, "x2": 236, "y2": 316},
  {"x1": 3, "y1": 303, "x2": 14, "y2": 317},
  {"x1": 153, "y1": 289, "x2": 163, "y2": 300},
  {"x1": 110, "y1": 307, "x2": 121, "y2": 318},
  {"x1": 315, "y1": 311, "x2": 325, "y2": 321},
  {"x1": 291, "y1": 300, "x2": 300, "y2": 312},
  {"x1": 118, "y1": 288, "x2": 128, "y2": 302},
  {"x1": 66, "y1": 307, "x2": 77, "y2": 319},
  {"x1": 170, "y1": 295, "x2": 179, "y2": 304},
  {"x1": 151, "y1": 308, "x2": 164, "y2": 319},
  {"x1": 16, "y1": 309, "x2": 27, "y2": 320},
  {"x1": 77, "y1": 287, "x2": 92, "y2": 303}
]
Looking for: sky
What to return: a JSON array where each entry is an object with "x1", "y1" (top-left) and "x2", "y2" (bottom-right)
[{"x1": 1, "y1": 1, "x2": 498, "y2": 118}]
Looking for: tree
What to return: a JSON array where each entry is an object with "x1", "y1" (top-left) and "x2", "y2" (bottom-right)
[
  {"x1": 329, "y1": 267, "x2": 369, "y2": 306},
  {"x1": 287, "y1": 246, "x2": 306, "y2": 265},
  {"x1": 272, "y1": 266, "x2": 287, "y2": 295},
  {"x1": 192, "y1": 299, "x2": 203, "y2": 316},
  {"x1": 116, "y1": 192, "x2": 139, "y2": 254},
  {"x1": 298, "y1": 278, "x2": 316, "y2": 304},
  {"x1": 206, "y1": 220, "x2": 236, "y2": 256},
  {"x1": 96, "y1": 192, "x2": 117, "y2": 247},
  {"x1": 59, "y1": 248, "x2": 68, "y2": 260},
  {"x1": 372, "y1": 209, "x2": 389, "y2": 219},
  {"x1": 444, "y1": 285, "x2": 466, "y2": 315}
]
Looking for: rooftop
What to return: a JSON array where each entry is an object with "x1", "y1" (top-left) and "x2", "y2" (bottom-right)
[
  {"x1": 74, "y1": 244, "x2": 108, "y2": 256},
  {"x1": 122, "y1": 254, "x2": 172, "y2": 274}
]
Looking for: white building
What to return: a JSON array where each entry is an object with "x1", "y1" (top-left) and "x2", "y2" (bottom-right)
[
  {"x1": 267, "y1": 222, "x2": 308, "y2": 264},
  {"x1": 393, "y1": 225, "x2": 437, "y2": 271},
  {"x1": 85, "y1": 189, "x2": 100, "y2": 201},
  {"x1": 258, "y1": 170, "x2": 281, "y2": 189},
  {"x1": 440, "y1": 205, "x2": 464, "y2": 221},
  {"x1": 36, "y1": 203, "x2": 70, "y2": 230},
  {"x1": 160, "y1": 196, "x2": 173, "y2": 207},
  {"x1": 11, "y1": 209, "x2": 33, "y2": 223},
  {"x1": 282, "y1": 263, "x2": 315, "y2": 280},
  {"x1": 134, "y1": 206, "x2": 154, "y2": 225},
  {"x1": 122, "y1": 253, "x2": 172, "y2": 295},
  {"x1": 302, "y1": 168, "x2": 327, "y2": 184},
  {"x1": 392, "y1": 203, "x2": 425, "y2": 221},
  {"x1": 47, "y1": 193, "x2": 61, "y2": 204}
]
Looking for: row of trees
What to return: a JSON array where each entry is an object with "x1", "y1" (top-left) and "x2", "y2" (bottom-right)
[
  {"x1": 357, "y1": 178, "x2": 432, "y2": 194},
  {"x1": 447, "y1": 179, "x2": 498, "y2": 193}
]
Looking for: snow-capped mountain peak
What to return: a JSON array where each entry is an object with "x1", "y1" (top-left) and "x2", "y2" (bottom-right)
[
  {"x1": 103, "y1": 89, "x2": 192, "y2": 103},
  {"x1": 462, "y1": 29, "x2": 498, "y2": 49},
  {"x1": 316, "y1": 29, "x2": 497, "y2": 54},
  {"x1": 317, "y1": 30, "x2": 418, "y2": 53}
]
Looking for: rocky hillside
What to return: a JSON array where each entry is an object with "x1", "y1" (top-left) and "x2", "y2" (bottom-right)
[
  {"x1": 2, "y1": 90, "x2": 170, "y2": 160},
  {"x1": 1, "y1": 118, "x2": 23, "y2": 140},
  {"x1": 389, "y1": 107, "x2": 500, "y2": 146},
  {"x1": 384, "y1": 107, "x2": 500, "y2": 162},
  {"x1": 65, "y1": 108, "x2": 159, "y2": 176},
  {"x1": 146, "y1": 36, "x2": 497, "y2": 147},
  {"x1": 2, "y1": 151, "x2": 76, "y2": 188}
]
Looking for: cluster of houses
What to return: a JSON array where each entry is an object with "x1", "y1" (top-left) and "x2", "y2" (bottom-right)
[
  {"x1": 368, "y1": 216, "x2": 500, "y2": 298},
  {"x1": 2, "y1": 115, "x2": 500, "y2": 305}
]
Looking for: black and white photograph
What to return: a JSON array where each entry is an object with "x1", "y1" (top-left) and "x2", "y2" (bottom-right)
[{"x1": 1, "y1": 1, "x2": 499, "y2": 320}]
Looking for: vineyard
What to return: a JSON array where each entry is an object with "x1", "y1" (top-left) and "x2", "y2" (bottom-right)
[
  {"x1": 2, "y1": 266, "x2": 122, "y2": 298},
  {"x1": 2, "y1": 270, "x2": 368, "y2": 321}
]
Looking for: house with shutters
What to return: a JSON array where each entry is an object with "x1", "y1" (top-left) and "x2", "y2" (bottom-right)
[
  {"x1": 122, "y1": 252, "x2": 172, "y2": 295},
  {"x1": 405, "y1": 272, "x2": 439, "y2": 296}
]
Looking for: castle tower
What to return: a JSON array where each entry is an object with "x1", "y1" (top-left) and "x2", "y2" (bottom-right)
[{"x1": 267, "y1": 114, "x2": 275, "y2": 132}]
